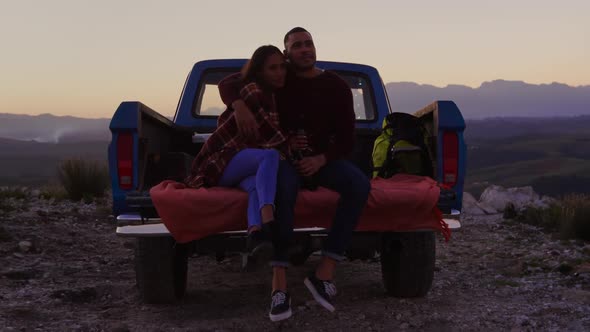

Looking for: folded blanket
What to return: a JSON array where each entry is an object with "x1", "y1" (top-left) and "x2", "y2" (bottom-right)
[{"x1": 150, "y1": 174, "x2": 449, "y2": 243}]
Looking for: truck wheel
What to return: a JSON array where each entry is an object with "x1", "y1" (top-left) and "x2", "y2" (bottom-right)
[
  {"x1": 380, "y1": 231, "x2": 435, "y2": 297},
  {"x1": 135, "y1": 237, "x2": 188, "y2": 304}
]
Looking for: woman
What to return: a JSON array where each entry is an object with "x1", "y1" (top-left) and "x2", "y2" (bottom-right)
[{"x1": 185, "y1": 45, "x2": 289, "y2": 256}]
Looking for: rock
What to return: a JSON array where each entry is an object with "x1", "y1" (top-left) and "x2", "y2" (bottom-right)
[
  {"x1": 463, "y1": 192, "x2": 487, "y2": 215},
  {"x1": 479, "y1": 185, "x2": 550, "y2": 211},
  {"x1": 50, "y1": 287, "x2": 97, "y2": 303},
  {"x1": 561, "y1": 289, "x2": 590, "y2": 304},
  {"x1": 557, "y1": 263, "x2": 574, "y2": 274},
  {"x1": 503, "y1": 261, "x2": 524, "y2": 277},
  {"x1": 575, "y1": 263, "x2": 590, "y2": 274},
  {"x1": 478, "y1": 202, "x2": 499, "y2": 214},
  {"x1": 111, "y1": 325, "x2": 130, "y2": 332},
  {"x1": 18, "y1": 240, "x2": 33, "y2": 253},
  {"x1": 2, "y1": 269, "x2": 41, "y2": 280},
  {"x1": 514, "y1": 315, "x2": 530, "y2": 326},
  {"x1": 0, "y1": 225, "x2": 13, "y2": 242},
  {"x1": 408, "y1": 317, "x2": 424, "y2": 327}
]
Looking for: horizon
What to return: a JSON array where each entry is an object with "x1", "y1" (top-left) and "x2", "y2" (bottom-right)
[
  {"x1": 1, "y1": 77, "x2": 588, "y2": 120},
  {"x1": 1, "y1": 0, "x2": 589, "y2": 118}
]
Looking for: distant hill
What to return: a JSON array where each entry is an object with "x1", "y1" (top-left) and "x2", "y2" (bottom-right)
[
  {"x1": 0, "y1": 113, "x2": 110, "y2": 143},
  {"x1": 0, "y1": 138, "x2": 108, "y2": 186},
  {"x1": 2, "y1": 79, "x2": 589, "y2": 141},
  {"x1": 466, "y1": 133, "x2": 590, "y2": 198},
  {"x1": 386, "y1": 80, "x2": 590, "y2": 118},
  {"x1": 2, "y1": 80, "x2": 590, "y2": 194},
  {"x1": 464, "y1": 115, "x2": 590, "y2": 141}
]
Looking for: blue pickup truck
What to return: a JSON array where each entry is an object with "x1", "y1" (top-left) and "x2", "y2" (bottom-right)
[{"x1": 108, "y1": 59, "x2": 466, "y2": 304}]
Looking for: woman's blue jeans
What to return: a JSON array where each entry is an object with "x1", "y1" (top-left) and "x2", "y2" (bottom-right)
[{"x1": 218, "y1": 148, "x2": 279, "y2": 230}]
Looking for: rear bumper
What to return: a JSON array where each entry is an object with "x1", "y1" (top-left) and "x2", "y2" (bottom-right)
[
  {"x1": 115, "y1": 210, "x2": 462, "y2": 238},
  {"x1": 443, "y1": 209, "x2": 462, "y2": 230},
  {"x1": 115, "y1": 213, "x2": 327, "y2": 237}
]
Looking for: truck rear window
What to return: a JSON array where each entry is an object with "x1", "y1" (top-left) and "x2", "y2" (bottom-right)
[{"x1": 194, "y1": 69, "x2": 376, "y2": 121}]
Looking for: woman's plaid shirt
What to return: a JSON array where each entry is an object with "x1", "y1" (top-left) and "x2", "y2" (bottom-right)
[{"x1": 185, "y1": 82, "x2": 288, "y2": 188}]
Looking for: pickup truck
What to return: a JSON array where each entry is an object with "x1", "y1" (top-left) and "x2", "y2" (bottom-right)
[{"x1": 108, "y1": 59, "x2": 466, "y2": 304}]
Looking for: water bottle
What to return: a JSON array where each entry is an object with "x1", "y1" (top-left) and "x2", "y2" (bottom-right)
[{"x1": 293, "y1": 128, "x2": 317, "y2": 190}]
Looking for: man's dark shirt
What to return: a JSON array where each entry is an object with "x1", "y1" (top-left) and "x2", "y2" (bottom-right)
[{"x1": 218, "y1": 70, "x2": 355, "y2": 161}]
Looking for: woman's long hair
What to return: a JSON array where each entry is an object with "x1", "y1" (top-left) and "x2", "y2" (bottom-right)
[{"x1": 240, "y1": 45, "x2": 284, "y2": 88}]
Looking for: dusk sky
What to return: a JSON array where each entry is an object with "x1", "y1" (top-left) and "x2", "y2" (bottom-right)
[{"x1": 1, "y1": 0, "x2": 588, "y2": 118}]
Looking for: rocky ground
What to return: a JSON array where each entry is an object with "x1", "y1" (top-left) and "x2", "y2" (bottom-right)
[{"x1": 1, "y1": 192, "x2": 590, "y2": 331}]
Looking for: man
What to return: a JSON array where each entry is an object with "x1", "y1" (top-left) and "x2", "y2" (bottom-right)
[{"x1": 219, "y1": 27, "x2": 370, "y2": 321}]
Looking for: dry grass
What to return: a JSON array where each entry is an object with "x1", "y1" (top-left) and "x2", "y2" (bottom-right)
[
  {"x1": 512, "y1": 194, "x2": 590, "y2": 241},
  {"x1": 58, "y1": 159, "x2": 110, "y2": 202}
]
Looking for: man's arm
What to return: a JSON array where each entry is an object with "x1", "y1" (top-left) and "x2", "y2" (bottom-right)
[
  {"x1": 218, "y1": 73, "x2": 259, "y2": 140},
  {"x1": 324, "y1": 86, "x2": 355, "y2": 161},
  {"x1": 296, "y1": 84, "x2": 355, "y2": 176},
  {"x1": 218, "y1": 73, "x2": 242, "y2": 106}
]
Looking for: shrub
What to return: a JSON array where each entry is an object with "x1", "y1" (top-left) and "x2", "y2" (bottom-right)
[
  {"x1": 517, "y1": 204, "x2": 561, "y2": 232},
  {"x1": 0, "y1": 188, "x2": 27, "y2": 200},
  {"x1": 514, "y1": 194, "x2": 590, "y2": 241},
  {"x1": 0, "y1": 198, "x2": 13, "y2": 212},
  {"x1": 559, "y1": 194, "x2": 590, "y2": 241},
  {"x1": 58, "y1": 159, "x2": 110, "y2": 201},
  {"x1": 39, "y1": 184, "x2": 69, "y2": 201},
  {"x1": 503, "y1": 203, "x2": 518, "y2": 219}
]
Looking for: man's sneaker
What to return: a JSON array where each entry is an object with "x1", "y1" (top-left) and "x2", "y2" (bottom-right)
[
  {"x1": 269, "y1": 290, "x2": 292, "y2": 322},
  {"x1": 304, "y1": 274, "x2": 337, "y2": 312}
]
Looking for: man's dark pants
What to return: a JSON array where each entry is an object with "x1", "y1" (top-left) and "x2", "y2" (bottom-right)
[{"x1": 270, "y1": 159, "x2": 371, "y2": 266}]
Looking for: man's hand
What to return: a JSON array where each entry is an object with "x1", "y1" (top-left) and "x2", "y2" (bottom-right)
[
  {"x1": 295, "y1": 154, "x2": 327, "y2": 176},
  {"x1": 289, "y1": 133, "x2": 309, "y2": 150},
  {"x1": 232, "y1": 99, "x2": 259, "y2": 141}
]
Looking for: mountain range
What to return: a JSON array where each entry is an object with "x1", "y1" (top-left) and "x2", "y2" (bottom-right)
[
  {"x1": 1, "y1": 79, "x2": 588, "y2": 142},
  {"x1": 0, "y1": 113, "x2": 111, "y2": 143},
  {"x1": 386, "y1": 80, "x2": 589, "y2": 118}
]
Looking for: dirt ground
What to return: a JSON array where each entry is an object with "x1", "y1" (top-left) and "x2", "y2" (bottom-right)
[{"x1": 1, "y1": 195, "x2": 590, "y2": 331}]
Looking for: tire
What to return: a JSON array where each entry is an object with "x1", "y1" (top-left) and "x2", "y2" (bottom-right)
[
  {"x1": 380, "y1": 231, "x2": 435, "y2": 297},
  {"x1": 134, "y1": 237, "x2": 188, "y2": 304}
]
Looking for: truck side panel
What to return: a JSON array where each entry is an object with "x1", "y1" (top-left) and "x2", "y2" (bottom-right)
[
  {"x1": 109, "y1": 102, "x2": 142, "y2": 215},
  {"x1": 436, "y1": 101, "x2": 466, "y2": 211}
]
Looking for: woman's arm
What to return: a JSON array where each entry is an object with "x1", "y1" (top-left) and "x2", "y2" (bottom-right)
[
  {"x1": 218, "y1": 73, "x2": 259, "y2": 140},
  {"x1": 240, "y1": 83, "x2": 287, "y2": 150}
]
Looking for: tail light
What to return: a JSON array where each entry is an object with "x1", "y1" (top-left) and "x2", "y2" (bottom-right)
[
  {"x1": 442, "y1": 131, "x2": 458, "y2": 187},
  {"x1": 117, "y1": 133, "x2": 134, "y2": 190}
]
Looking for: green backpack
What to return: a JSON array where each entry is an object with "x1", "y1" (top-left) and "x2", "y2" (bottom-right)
[{"x1": 372, "y1": 112, "x2": 433, "y2": 179}]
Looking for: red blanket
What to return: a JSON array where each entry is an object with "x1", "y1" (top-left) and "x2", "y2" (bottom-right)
[{"x1": 150, "y1": 174, "x2": 450, "y2": 243}]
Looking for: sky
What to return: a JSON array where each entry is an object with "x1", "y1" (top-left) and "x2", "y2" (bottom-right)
[{"x1": 1, "y1": 0, "x2": 588, "y2": 119}]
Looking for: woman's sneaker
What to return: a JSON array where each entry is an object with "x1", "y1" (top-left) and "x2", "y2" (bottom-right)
[
  {"x1": 304, "y1": 274, "x2": 337, "y2": 312},
  {"x1": 269, "y1": 290, "x2": 292, "y2": 322}
]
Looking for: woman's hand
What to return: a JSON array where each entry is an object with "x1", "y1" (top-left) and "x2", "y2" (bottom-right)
[
  {"x1": 232, "y1": 99, "x2": 259, "y2": 140},
  {"x1": 295, "y1": 154, "x2": 327, "y2": 176}
]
